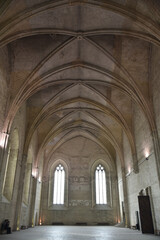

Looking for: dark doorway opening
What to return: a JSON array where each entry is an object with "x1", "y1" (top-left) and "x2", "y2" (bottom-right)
[{"x1": 138, "y1": 196, "x2": 154, "y2": 234}]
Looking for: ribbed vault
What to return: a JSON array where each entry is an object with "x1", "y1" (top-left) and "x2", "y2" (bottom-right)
[{"x1": 1, "y1": 0, "x2": 160, "y2": 178}]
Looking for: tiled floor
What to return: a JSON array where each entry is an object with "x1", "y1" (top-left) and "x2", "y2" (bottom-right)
[{"x1": 0, "y1": 226, "x2": 159, "y2": 240}]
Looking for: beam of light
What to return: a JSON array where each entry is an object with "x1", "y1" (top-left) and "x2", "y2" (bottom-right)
[
  {"x1": 0, "y1": 132, "x2": 9, "y2": 148},
  {"x1": 32, "y1": 167, "x2": 38, "y2": 178},
  {"x1": 145, "y1": 149, "x2": 149, "y2": 158}
]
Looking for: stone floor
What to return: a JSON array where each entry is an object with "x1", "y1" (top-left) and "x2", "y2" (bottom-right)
[{"x1": 0, "y1": 226, "x2": 159, "y2": 240}]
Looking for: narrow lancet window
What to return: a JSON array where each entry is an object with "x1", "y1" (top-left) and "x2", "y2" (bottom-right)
[
  {"x1": 53, "y1": 164, "x2": 65, "y2": 204},
  {"x1": 95, "y1": 164, "x2": 107, "y2": 204}
]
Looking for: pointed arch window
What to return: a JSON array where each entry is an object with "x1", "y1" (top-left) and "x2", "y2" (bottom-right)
[
  {"x1": 95, "y1": 164, "x2": 107, "y2": 204},
  {"x1": 53, "y1": 164, "x2": 65, "y2": 204}
]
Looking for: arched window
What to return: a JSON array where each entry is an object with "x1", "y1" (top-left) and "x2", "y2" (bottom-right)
[
  {"x1": 48, "y1": 159, "x2": 68, "y2": 209},
  {"x1": 53, "y1": 164, "x2": 65, "y2": 204},
  {"x1": 95, "y1": 164, "x2": 107, "y2": 204}
]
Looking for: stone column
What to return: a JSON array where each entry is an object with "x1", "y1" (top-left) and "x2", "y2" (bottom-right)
[
  {"x1": 13, "y1": 154, "x2": 27, "y2": 231},
  {"x1": 147, "y1": 186, "x2": 157, "y2": 233},
  {"x1": 115, "y1": 174, "x2": 121, "y2": 224},
  {"x1": 0, "y1": 132, "x2": 9, "y2": 193},
  {"x1": 132, "y1": 153, "x2": 139, "y2": 174},
  {"x1": 29, "y1": 177, "x2": 38, "y2": 227},
  {"x1": 0, "y1": 132, "x2": 8, "y2": 158},
  {"x1": 23, "y1": 163, "x2": 32, "y2": 204},
  {"x1": 152, "y1": 129, "x2": 160, "y2": 186},
  {"x1": 0, "y1": 145, "x2": 10, "y2": 200},
  {"x1": 121, "y1": 167, "x2": 130, "y2": 227}
]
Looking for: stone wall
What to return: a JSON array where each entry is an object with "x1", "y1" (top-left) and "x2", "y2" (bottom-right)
[
  {"x1": 40, "y1": 136, "x2": 118, "y2": 225},
  {"x1": 122, "y1": 103, "x2": 160, "y2": 231},
  {"x1": 0, "y1": 103, "x2": 26, "y2": 230},
  {"x1": 0, "y1": 46, "x2": 10, "y2": 133}
]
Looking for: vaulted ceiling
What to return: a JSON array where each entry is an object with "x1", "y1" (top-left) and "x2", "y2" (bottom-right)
[{"x1": 0, "y1": 0, "x2": 159, "y2": 172}]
